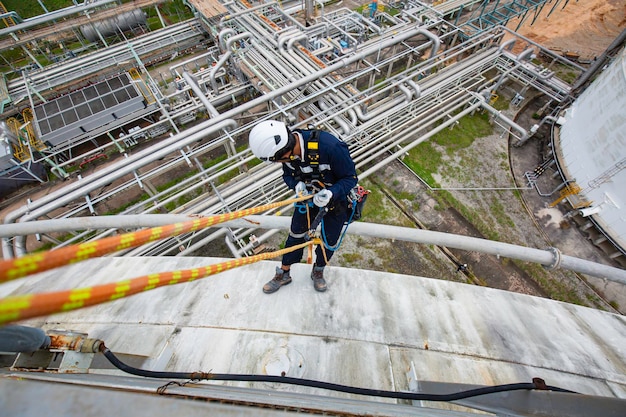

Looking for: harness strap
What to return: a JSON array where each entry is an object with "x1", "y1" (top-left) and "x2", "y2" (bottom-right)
[
  {"x1": 292, "y1": 129, "x2": 322, "y2": 184},
  {"x1": 306, "y1": 130, "x2": 321, "y2": 182}
]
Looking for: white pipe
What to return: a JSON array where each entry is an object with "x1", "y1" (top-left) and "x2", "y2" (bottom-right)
[
  {"x1": 218, "y1": 28, "x2": 236, "y2": 51},
  {"x1": 2, "y1": 24, "x2": 447, "y2": 258},
  {"x1": 2, "y1": 119, "x2": 237, "y2": 258},
  {"x1": 0, "y1": 0, "x2": 119, "y2": 36},
  {"x1": 176, "y1": 228, "x2": 229, "y2": 257},
  {"x1": 492, "y1": 47, "x2": 535, "y2": 92},
  {"x1": 287, "y1": 33, "x2": 308, "y2": 51},
  {"x1": 219, "y1": 1, "x2": 279, "y2": 27},
  {"x1": 406, "y1": 79, "x2": 421, "y2": 98},
  {"x1": 420, "y1": 27, "x2": 441, "y2": 60},
  {"x1": 209, "y1": 32, "x2": 252, "y2": 93},
  {"x1": 224, "y1": 234, "x2": 242, "y2": 259},
  {"x1": 277, "y1": 28, "x2": 301, "y2": 51},
  {"x1": 360, "y1": 100, "x2": 483, "y2": 178},
  {"x1": 318, "y1": 97, "x2": 351, "y2": 135},
  {"x1": 2, "y1": 215, "x2": 624, "y2": 285},
  {"x1": 354, "y1": 82, "x2": 414, "y2": 121},
  {"x1": 498, "y1": 38, "x2": 516, "y2": 52},
  {"x1": 473, "y1": 93, "x2": 529, "y2": 142},
  {"x1": 182, "y1": 71, "x2": 219, "y2": 117}
]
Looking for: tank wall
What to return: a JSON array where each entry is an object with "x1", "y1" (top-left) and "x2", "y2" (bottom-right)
[{"x1": 559, "y1": 47, "x2": 626, "y2": 249}]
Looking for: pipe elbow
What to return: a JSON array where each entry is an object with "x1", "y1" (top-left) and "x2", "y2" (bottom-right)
[
  {"x1": 516, "y1": 47, "x2": 535, "y2": 62},
  {"x1": 406, "y1": 79, "x2": 421, "y2": 98},
  {"x1": 225, "y1": 32, "x2": 251, "y2": 50},
  {"x1": 498, "y1": 39, "x2": 516, "y2": 53},
  {"x1": 287, "y1": 34, "x2": 308, "y2": 51},
  {"x1": 399, "y1": 83, "x2": 413, "y2": 101},
  {"x1": 218, "y1": 28, "x2": 236, "y2": 51}
]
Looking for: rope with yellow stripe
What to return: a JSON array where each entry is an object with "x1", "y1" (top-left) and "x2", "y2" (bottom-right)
[
  {"x1": 0, "y1": 240, "x2": 318, "y2": 325},
  {"x1": 0, "y1": 195, "x2": 312, "y2": 284}
]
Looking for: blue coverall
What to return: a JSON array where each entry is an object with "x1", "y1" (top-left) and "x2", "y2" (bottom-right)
[{"x1": 281, "y1": 129, "x2": 358, "y2": 267}]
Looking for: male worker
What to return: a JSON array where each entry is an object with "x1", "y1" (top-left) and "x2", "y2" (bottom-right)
[{"x1": 248, "y1": 120, "x2": 358, "y2": 293}]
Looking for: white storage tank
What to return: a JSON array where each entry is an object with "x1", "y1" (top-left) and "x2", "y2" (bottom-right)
[{"x1": 558, "y1": 47, "x2": 626, "y2": 252}]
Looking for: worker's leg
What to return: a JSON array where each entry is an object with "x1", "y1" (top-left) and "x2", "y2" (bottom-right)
[
  {"x1": 263, "y1": 206, "x2": 318, "y2": 293},
  {"x1": 314, "y1": 209, "x2": 348, "y2": 266},
  {"x1": 311, "y1": 208, "x2": 348, "y2": 292},
  {"x1": 282, "y1": 206, "x2": 318, "y2": 267}
]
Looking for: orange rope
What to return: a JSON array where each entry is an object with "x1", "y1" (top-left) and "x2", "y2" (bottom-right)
[
  {"x1": 0, "y1": 240, "x2": 318, "y2": 325},
  {"x1": 0, "y1": 195, "x2": 312, "y2": 283}
]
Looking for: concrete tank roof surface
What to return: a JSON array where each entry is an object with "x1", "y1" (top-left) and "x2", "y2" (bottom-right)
[{"x1": 1, "y1": 256, "x2": 625, "y2": 415}]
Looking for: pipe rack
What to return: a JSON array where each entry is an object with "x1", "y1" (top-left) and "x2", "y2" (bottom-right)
[{"x1": 2, "y1": 2, "x2": 585, "y2": 260}]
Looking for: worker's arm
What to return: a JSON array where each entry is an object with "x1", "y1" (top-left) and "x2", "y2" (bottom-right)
[{"x1": 326, "y1": 140, "x2": 358, "y2": 200}]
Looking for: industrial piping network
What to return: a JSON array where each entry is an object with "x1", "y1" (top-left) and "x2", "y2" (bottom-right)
[
  {"x1": 8, "y1": 20, "x2": 206, "y2": 105},
  {"x1": 2, "y1": 3, "x2": 579, "y2": 263}
]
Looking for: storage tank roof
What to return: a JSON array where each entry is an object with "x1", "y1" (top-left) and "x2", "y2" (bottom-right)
[
  {"x1": 558, "y1": 47, "x2": 626, "y2": 250},
  {"x1": 3, "y1": 256, "x2": 624, "y2": 412}
]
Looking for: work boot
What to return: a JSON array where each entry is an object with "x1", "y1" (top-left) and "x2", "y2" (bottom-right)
[
  {"x1": 263, "y1": 267, "x2": 292, "y2": 294},
  {"x1": 311, "y1": 265, "x2": 327, "y2": 292}
]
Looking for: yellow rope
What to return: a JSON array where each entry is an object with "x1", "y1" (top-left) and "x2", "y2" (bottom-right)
[
  {"x1": 0, "y1": 195, "x2": 312, "y2": 283},
  {"x1": 0, "y1": 240, "x2": 319, "y2": 326}
]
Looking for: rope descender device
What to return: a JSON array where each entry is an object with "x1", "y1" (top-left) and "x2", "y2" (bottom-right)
[{"x1": 304, "y1": 206, "x2": 328, "y2": 241}]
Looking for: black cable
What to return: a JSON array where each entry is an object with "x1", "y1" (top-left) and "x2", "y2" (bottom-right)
[{"x1": 101, "y1": 346, "x2": 578, "y2": 402}]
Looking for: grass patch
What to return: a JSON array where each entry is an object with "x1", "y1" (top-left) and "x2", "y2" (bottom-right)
[
  {"x1": 402, "y1": 110, "x2": 494, "y2": 187},
  {"x1": 516, "y1": 262, "x2": 587, "y2": 306},
  {"x1": 3, "y1": 0, "x2": 73, "y2": 19},
  {"x1": 550, "y1": 63, "x2": 581, "y2": 85},
  {"x1": 395, "y1": 190, "x2": 416, "y2": 201},
  {"x1": 431, "y1": 111, "x2": 492, "y2": 156},
  {"x1": 342, "y1": 252, "x2": 364, "y2": 263},
  {"x1": 403, "y1": 141, "x2": 442, "y2": 186},
  {"x1": 359, "y1": 179, "x2": 393, "y2": 224},
  {"x1": 489, "y1": 195, "x2": 516, "y2": 229}
]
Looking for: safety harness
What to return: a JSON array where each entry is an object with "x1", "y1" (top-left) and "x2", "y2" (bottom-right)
[
  {"x1": 293, "y1": 130, "x2": 370, "y2": 252},
  {"x1": 294, "y1": 129, "x2": 324, "y2": 188}
]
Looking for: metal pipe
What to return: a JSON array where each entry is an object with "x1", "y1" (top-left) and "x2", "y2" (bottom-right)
[
  {"x1": 492, "y1": 47, "x2": 535, "y2": 92},
  {"x1": 473, "y1": 93, "x2": 529, "y2": 142},
  {"x1": 318, "y1": 98, "x2": 351, "y2": 135},
  {"x1": 2, "y1": 119, "x2": 237, "y2": 258},
  {"x1": 360, "y1": 100, "x2": 484, "y2": 177},
  {"x1": 2, "y1": 215, "x2": 624, "y2": 285},
  {"x1": 224, "y1": 234, "x2": 241, "y2": 258},
  {"x1": 354, "y1": 82, "x2": 415, "y2": 121},
  {"x1": 355, "y1": 91, "x2": 475, "y2": 168},
  {"x1": 182, "y1": 71, "x2": 218, "y2": 116},
  {"x1": 498, "y1": 38, "x2": 516, "y2": 52},
  {"x1": 528, "y1": 115, "x2": 559, "y2": 139},
  {"x1": 219, "y1": 1, "x2": 279, "y2": 27},
  {"x1": 0, "y1": 0, "x2": 118, "y2": 37},
  {"x1": 177, "y1": 228, "x2": 229, "y2": 256},
  {"x1": 209, "y1": 32, "x2": 252, "y2": 93},
  {"x1": 2, "y1": 24, "x2": 480, "y2": 257},
  {"x1": 419, "y1": 27, "x2": 441, "y2": 60}
]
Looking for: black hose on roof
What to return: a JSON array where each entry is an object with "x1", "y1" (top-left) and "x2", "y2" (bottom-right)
[{"x1": 100, "y1": 345, "x2": 577, "y2": 401}]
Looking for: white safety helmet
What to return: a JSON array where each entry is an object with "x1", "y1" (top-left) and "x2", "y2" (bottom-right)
[{"x1": 248, "y1": 120, "x2": 295, "y2": 162}]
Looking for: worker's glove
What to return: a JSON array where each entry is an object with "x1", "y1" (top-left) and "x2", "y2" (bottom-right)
[
  {"x1": 295, "y1": 181, "x2": 308, "y2": 196},
  {"x1": 313, "y1": 189, "x2": 333, "y2": 207}
]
